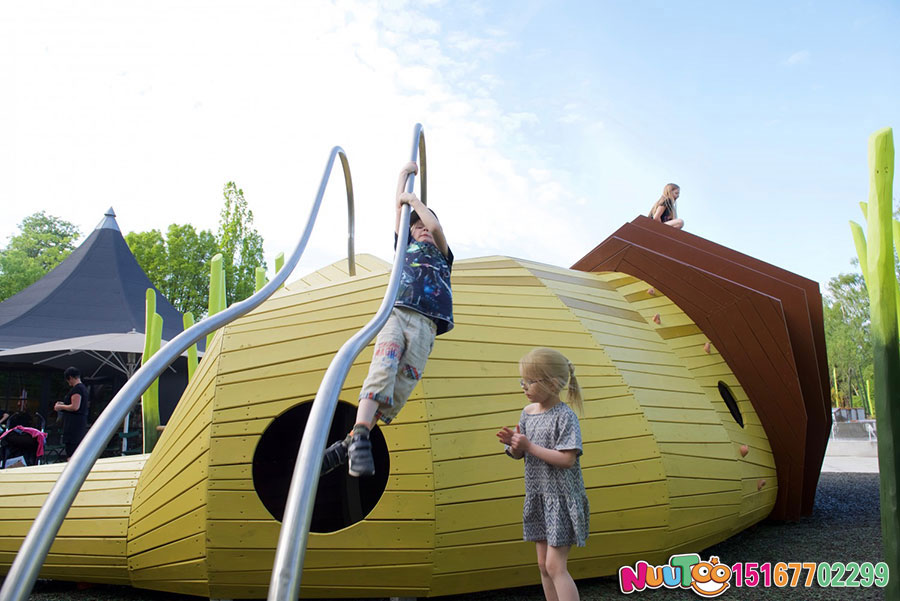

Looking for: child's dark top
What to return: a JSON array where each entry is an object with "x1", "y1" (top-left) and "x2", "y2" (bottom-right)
[{"x1": 394, "y1": 233, "x2": 454, "y2": 335}]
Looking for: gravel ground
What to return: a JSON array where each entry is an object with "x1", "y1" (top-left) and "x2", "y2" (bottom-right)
[{"x1": 24, "y1": 472, "x2": 886, "y2": 601}]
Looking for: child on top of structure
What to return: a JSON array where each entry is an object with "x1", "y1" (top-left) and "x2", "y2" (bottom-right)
[
  {"x1": 322, "y1": 160, "x2": 454, "y2": 477},
  {"x1": 648, "y1": 183, "x2": 683, "y2": 229},
  {"x1": 497, "y1": 347, "x2": 589, "y2": 601}
]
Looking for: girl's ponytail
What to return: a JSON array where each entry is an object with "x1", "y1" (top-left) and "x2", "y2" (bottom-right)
[{"x1": 566, "y1": 360, "x2": 584, "y2": 415}]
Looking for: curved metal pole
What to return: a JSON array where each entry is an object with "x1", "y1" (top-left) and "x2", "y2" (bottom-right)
[
  {"x1": 0, "y1": 146, "x2": 356, "y2": 601},
  {"x1": 341, "y1": 152, "x2": 356, "y2": 276},
  {"x1": 267, "y1": 123, "x2": 426, "y2": 601}
]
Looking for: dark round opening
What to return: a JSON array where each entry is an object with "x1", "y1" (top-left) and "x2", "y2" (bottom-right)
[
  {"x1": 717, "y1": 381, "x2": 744, "y2": 428},
  {"x1": 252, "y1": 400, "x2": 389, "y2": 533}
]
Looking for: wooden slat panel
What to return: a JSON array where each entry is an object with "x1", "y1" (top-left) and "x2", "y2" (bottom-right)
[
  {"x1": 435, "y1": 481, "x2": 668, "y2": 534},
  {"x1": 203, "y1": 520, "x2": 435, "y2": 550},
  {"x1": 207, "y1": 547, "x2": 430, "y2": 571},
  {"x1": 128, "y1": 507, "x2": 206, "y2": 556},
  {"x1": 209, "y1": 563, "x2": 433, "y2": 587},
  {"x1": 130, "y1": 558, "x2": 208, "y2": 583},
  {"x1": 433, "y1": 436, "x2": 660, "y2": 489},
  {"x1": 435, "y1": 527, "x2": 664, "y2": 575},
  {"x1": 0, "y1": 536, "x2": 125, "y2": 556},
  {"x1": 431, "y1": 414, "x2": 651, "y2": 461},
  {"x1": 129, "y1": 480, "x2": 206, "y2": 532},
  {"x1": 128, "y1": 533, "x2": 205, "y2": 571}
]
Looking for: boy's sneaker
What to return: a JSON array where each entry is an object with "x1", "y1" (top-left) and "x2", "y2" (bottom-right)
[
  {"x1": 348, "y1": 426, "x2": 374, "y2": 477},
  {"x1": 321, "y1": 438, "x2": 349, "y2": 476}
]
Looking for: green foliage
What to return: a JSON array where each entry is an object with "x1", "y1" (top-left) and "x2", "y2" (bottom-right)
[
  {"x1": 125, "y1": 225, "x2": 218, "y2": 319},
  {"x1": 125, "y1": 182, "x2": 265, "y2": 318},
  {"x1": 218, "y1": 182, "x2": 266, "y2": 306},
  {"x1": 0, "y1": 212, "x2": 80, "y2": 301},
  {"x1": 823, "y1": 271, "x2": 873, "y2": 408}
]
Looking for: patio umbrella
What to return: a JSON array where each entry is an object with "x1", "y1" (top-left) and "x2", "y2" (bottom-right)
[
  {"x1": 0, "y1": 330, "x2": 201, "y2": 378},
  {"x1": 0, "y1": 330, "x2": 202, "y2": 454}
]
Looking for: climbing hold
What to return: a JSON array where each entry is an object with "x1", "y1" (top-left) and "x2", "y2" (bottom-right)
[
  {"x1": 704, "y1": 342, "x2": 711, "y2": 354},
  {"x1": 740, "y1": 444, "x2": 749, "y2": 457},
  {"x1": 757, "y1": 478, "x2": 766, "y2": 490},
  {"x1": 647, "y1": 288, "x2": 656, "y2": 296},
  {"x1": 652, "y1": 313, "x2": 661, "y2": 324}
]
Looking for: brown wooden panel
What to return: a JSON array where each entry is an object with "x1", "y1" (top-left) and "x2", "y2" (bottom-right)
[
  {"x1": 628, "y1": 218, "x2": 828, "y2": 414},
  {"x1": 572, "y1": 218, "x2": 827, "y2": 520},
  {"x1": 600, "y1": 217, "x2": 829, "y2": 516}
]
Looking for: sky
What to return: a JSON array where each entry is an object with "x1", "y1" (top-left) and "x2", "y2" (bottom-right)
[{"x1": 2, "y1": 0, "x2": 899, "y2": 294}]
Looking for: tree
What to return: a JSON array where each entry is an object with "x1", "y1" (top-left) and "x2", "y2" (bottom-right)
[
  {"x1": 166, "y1": 224, "x2": 219, "y2": 317},
  {"x1": 823, "y1": 271, "x2": 873, "y2": 409},
  {"x1": 0, "y1": 212, "x2": 80, "y2": 301},
  {"x1": 124, "y1": 229, "x2": 168, "y2": 296},
  {"x1": 125, "y1": 225, "x2": 218, "y2": 319},
  {"x1": 217, "y1": 182, "x2": 266, "y2": 306},
  {"x1": 125, "y1": 183, "x2": 265, "y2": 317}
]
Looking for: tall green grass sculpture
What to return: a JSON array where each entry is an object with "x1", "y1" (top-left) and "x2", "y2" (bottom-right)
[
  {"x1": 206, "y1": 253, "x2": 225, "y2": 350},
  {"x1": 851, "y1": 127, "x2": 897, "y2": 600},
  {"x1": 183, "y1": 311, "x2": 198, "y2": 381},
  {"x1": 255, "y1": 266, "x2": 266, "y2": 292},
  {"x1": 141, "y1": 289, "x2": 163, "y2": 453}
]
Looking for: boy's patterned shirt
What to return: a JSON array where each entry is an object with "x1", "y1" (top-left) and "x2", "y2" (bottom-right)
[{"x1": 394, "y1": 240, "x2": 454, "y2": 335}]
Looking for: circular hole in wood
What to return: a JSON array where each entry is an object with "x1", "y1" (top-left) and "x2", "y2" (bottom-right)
[{"x1": 252, "y1": 400, "x2": 389, "y2": 533}]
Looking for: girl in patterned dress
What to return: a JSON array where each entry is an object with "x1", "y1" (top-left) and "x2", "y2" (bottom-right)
[{"x1": 497, "y1": 348, "x2": 589, "y2": 601}]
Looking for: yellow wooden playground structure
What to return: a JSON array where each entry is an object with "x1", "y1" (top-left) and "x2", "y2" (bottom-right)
[
  {"x1": 0, "y1": 126, "x2": 828, "y2": 600},
  {"x1": 0, "y1": 252, "x2": 785, "y2": 598}
]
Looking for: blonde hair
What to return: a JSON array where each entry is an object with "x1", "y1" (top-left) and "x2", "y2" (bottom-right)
[
  {"x1": 519, "y1": 347, "x2": 584, "y2": 414},
  {"x1": 649, "y1": 183, "x2": 680, "y2": 219}
]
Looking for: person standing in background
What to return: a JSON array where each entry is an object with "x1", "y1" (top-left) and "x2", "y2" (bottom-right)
[{"x1": 54, "y1": 367, "x2": 90, "y2": 460}]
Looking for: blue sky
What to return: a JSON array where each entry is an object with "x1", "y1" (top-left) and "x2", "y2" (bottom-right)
[{"x1": 2, "y1": 1, "x2": 898, "y2": 292}]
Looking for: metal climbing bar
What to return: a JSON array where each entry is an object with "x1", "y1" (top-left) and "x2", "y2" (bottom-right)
[
  {"x1": 267, "y1": 123, "x2": 427, "y2": 601},
  {"x1": 0, "y1": 146, "x2": 357, "y2": 601}
]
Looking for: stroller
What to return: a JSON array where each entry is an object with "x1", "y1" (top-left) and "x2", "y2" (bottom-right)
[{"x1": 0, "y1": 412, "x2": 47, "y2": 469}]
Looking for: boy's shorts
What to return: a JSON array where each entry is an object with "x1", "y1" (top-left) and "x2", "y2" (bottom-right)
[{"x1": 359, "y1": 306, "x2": 437, "y2": 424}]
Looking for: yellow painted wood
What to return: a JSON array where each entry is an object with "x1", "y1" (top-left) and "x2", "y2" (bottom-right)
[
  {"x1": 2, "y1": 517, "x2": 127, "y2": 538},
  {"x1": 128, "y1": 507, "x2": 206, "y2": 556},
  {"x1": 26, "y1": 566, "x2": 130, "y2": 584},
  {"x1": 207, "y1": 547, "x2": 432, "y2": 571},
  {"x1": 435, "y1": 527, "x2": 665, "y2": 575},
  {"x1": 129, "y1": 455, "x2": 209, "y2": 525},
  {"x1": 133, "y1": 580, "x2": 209, "y2": 597},
  {"x1": 0, "y1": 255, "x2": 788, "y2": 598},
  {"x1": 130, "y1": 558, "x2": 208, "y2": 582},
  {"x1": 433, "y1": 435, "x2": 660, "y2": 490},
  {"x1": 128, "y1": 533, "x2": 206, "y2": 571}
]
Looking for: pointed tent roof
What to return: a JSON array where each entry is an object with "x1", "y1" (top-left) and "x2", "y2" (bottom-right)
[{"x1": 0, "y1": 208, "x2": 185, "y2": 350}]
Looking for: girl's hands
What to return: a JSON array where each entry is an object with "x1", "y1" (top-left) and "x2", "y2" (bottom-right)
[
  {"x1": 497, "y1": 425, "x2": 530, "y2": 453},
  {"x1": 509, "y1": 425, "x2": 531, "y2": 454},
  {"x1": 497, "y1": 426, "x2": 515, "y2": 445}
]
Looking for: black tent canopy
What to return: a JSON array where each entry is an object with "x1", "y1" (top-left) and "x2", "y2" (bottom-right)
[
  {"x1": 0, "y1": 208, "x2": 195, "y2": 426},
  {"x1": 0, "y1": 208, "x2": 184, "y2": 350}
]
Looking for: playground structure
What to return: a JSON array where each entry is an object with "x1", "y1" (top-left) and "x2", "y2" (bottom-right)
[{"x1": 0, "y1": 126, "x2": 830, "y2": 600}]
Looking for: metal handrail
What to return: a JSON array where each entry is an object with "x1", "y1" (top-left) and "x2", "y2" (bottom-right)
[
  {"x1": 267, "y1": 123, "x2": 426, "y2": 601},
  {"x1": 0, "y1": 146, "x2": 356, "y2": 601}
]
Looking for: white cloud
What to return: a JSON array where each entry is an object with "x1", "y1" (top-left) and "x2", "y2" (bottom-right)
[
  {"x1": 785, "y1": 50, "x2": 810, "y2": 66},
  {"x1": 1, "y1": 0, "x2": 601, "y2": 280}
]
